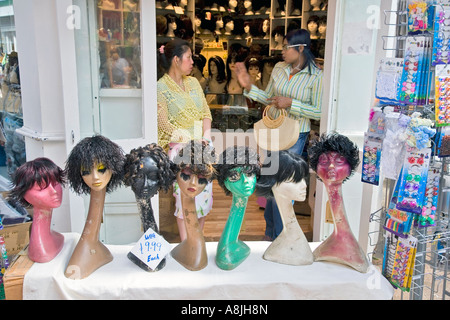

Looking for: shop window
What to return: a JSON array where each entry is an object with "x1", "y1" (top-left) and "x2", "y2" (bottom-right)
[{"x1": 97, "y1": 0, "x2": 141, "y2": 89}]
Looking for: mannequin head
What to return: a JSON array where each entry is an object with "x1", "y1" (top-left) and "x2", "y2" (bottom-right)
[
  {"x1": 308, "y1": 132, "x2": 360, "y2": 183},
  {"x1": 191, "y1": 54, "x2": 206, "y2": 78},
  {"x1": 229, "y1": 0, "x2": 237, "y2": 10},
  {"x1": 10, "y1": 157, "x2": 66, "y2": 208},
  {"x1": 215, "y1": 146, "x2": 260, "y2": 197},
  {"x1": 243, "y1": 21, "x2": 251, "y2": 34},
  {"x1": 318, "y1": 16, "x2": 327, "y2": 37},
  {"x1": 307, "y1": 15, "x2": 319, "y2": 36},
  {"x1": 272, "y1": 26, "x2": 285, "y2": 45},
  {"x1": 208, "y1": 55, "x2": 226, "y2": 82},
  {"x1": 156, "y1": 15, "x2": 167, "y2": 36},
  {"x1": 245, "y1": 56, "x2": 261, "y2": 79},
  {"x1": 223, "y1": 15, "x2": 234, "y2": 33},
  {"x1": 123, "y1": 143, "x2": 176, "y2": 199},
  {"x1": 173, "y1": 140, "x2": 216, "y2": 198},
  {"x1": 256, "y1": 150, "x2": 309, "y2": 199},
  {"x1": 310, "y1": 0, "x2": 322, "y2": 10},
  {"x1": 166, "y1": 14, "x2": 178, "y2": 33},
  {"x1": 214, "y1": 13, "x2": 224, "y2": 30},
  {"x1": 66, "y1": 135, "x2": 125, "y2": 195},
  {"x1": 261, "y1": 18, "x2": 270, "y2": 35}
]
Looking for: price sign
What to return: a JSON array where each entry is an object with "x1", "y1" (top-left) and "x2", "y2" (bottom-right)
[{"x1": 129, "y1": 228, "x2": 172, "y2": 270}]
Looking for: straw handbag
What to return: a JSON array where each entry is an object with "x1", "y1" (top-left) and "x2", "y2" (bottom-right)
[{"x1": 253, "y1": 105, "x2": 299, "y2": 151}]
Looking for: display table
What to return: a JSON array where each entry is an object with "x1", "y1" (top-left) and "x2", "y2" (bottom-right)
[{"x1": 22, "y1": 233, "x2": 393, "y2": 300}]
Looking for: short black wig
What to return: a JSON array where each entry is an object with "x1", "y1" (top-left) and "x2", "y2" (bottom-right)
[
  {"x1": 215, "y1": 146, "x2": 261, "y2": 196},
  {"x1": 255, "y1": 150, "x2": 309, "y2": 198},
  {"x1": 65, "y1": 135, "x2": 125, "y2": 195},
  {"x1": 308, "y1": 132, "x2": 360, "y2": 182},
  {"x1": 9, "y1": 157, "x2": 66, "y2": 207},
  {"x1": 123, "y1": 143, "x2": 176, "y2": 194}
]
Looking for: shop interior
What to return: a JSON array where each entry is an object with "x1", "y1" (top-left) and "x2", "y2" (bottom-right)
[{"x1": 0, "y1": 0, "x2": 450, "y2": 301}]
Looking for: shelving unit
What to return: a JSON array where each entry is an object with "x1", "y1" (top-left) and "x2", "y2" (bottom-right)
[
  {"x1": 368, "y1": 0, "x2": 450, "y2": 300},
  {"x1": 155, "y1": 0, "x2": 328, "y2": 133}
]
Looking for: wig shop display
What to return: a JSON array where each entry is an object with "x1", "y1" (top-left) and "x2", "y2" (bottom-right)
[{"x1": 0, "y1": 126, "x2": 390, "y2": 294}]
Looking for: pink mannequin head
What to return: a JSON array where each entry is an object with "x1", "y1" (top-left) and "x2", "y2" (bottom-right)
[{"x1": 10, "y1": 157, "x2": 66, "y2": 209}]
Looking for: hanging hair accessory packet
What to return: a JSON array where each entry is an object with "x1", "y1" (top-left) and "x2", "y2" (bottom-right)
[
  {"x1": 375, "y1": 58, "x2": 404, "y2": 103},
  {"x1": 396, "y1": 148, "x2": 431, "y2": 214},
  {"x1": 390, "y1": 235, "x2": 418, "y2": 291},
  {"x1": 361, "y1": 132, "x2": 383, "y2": 185}
]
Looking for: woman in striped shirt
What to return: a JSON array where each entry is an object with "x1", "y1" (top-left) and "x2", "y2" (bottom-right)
[{"x1": 235, "y1": 28, "x2": 324, "y2": 241}]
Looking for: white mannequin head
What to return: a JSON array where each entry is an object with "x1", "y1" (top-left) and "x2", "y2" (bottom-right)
[
  {"x1": 310, "y1": 0, "x2": 322, "y2": 10},
  {"x1": 272, "y1": 179, "x2": 307, "y2": 202},
  {"x1": 225, "y1": 20, "x2": 234, "y2": 32},
  {"x1": 229, "y1": 0, "x2": 237, "y2": 9},
  {"x1": 216, "y1": 17, "x2": 224, "y2": 29},
  {"x1": 274, "y1": 33, "x2": 283, "y2": 44},
  {"x1": 307, "y1": 20, "x2": 318, "y2": 34}
]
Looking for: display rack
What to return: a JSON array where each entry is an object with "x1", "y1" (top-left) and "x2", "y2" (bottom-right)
[{"x1": 367, "y1": 0, "x2": 450, "y2": 300}]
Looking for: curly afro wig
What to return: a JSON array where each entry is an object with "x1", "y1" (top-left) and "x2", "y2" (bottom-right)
[
  {"x1": 308, "y1": 132, "x2": 360, "y2": 182},
  {"x1": 123, "y1": 143, "x2": 176, "y2": 194},
  {"x1": 65, "y1": 135, "x2": 125, "y2": 195},
  {"x1": 172, "y1": 140, "x2": 217, "y2": 181}
]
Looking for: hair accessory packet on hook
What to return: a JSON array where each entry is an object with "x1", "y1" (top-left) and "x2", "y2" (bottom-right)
[
  {"x1": 389, "y1": 235, "x2": 418, "y2": 292},
  {"x1": 396, "y1": 147, "x2": 431, "y2": 215},
  {"x1": 361, "y1": 132, "x2": 383, "y2": 186},
  {"x1": 374, "y1": 58, "x2": 404, "y2": 104},
  {"x1": 416, "y1": 164, "x2": 440, "y2": 227},
  {"x1": 407, "y1": 0, "x2": 433, "y2": 34},
  {"x1": 383, "y1": 171, "x2": 414, "y2": 238}
]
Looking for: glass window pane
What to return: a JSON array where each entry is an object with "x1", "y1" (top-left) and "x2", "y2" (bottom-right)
[{"x1": 97, "y1": 0, "x2": 141, "y2": 89}]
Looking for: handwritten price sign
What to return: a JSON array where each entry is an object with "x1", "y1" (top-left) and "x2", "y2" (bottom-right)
[{"x1": 130, "y1": 228, "x2": 171, "y2": 270}]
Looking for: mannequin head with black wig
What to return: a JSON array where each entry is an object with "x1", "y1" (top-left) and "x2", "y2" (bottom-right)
[
  {"x1": 66, "y1": 135, "x2": 125, "y2": 195},
  {"x1": 256, "y1": 150, "x2": 309, "y2": 198},
  {"x1": 308, "y1": 132, "x2": 360, "y2": 183},
  {"x1": 123, "y1": 143, "x2": 176, "y2": 199},
  {"x1": 215, "y1": 145, "x2": 260, "y2": 197}
]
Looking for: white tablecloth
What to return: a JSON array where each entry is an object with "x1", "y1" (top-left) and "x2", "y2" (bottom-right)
[{"x1": 23, "y1": 233, "x2": 393, "y2": 300}]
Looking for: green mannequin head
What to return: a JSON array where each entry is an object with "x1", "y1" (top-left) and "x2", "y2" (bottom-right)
[
  {"x1": 215, "y1": 146, "x2": 260, "y2": 197},
  {"x1": 224, "y1": 166, "x2": 257, "y2": 197}
]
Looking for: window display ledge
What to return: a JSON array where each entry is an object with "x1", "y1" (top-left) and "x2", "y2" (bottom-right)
[{"x1": 15, "y1": 233, "x2": 394, "y2": 300}]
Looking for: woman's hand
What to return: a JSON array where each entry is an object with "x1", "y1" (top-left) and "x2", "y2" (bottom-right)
[
  {"x1": 235, "y1": 62, "x2": 252, "y2": 91},
  {"x1": 268, "y1": 96, "x2": 292, "y2": 109}
]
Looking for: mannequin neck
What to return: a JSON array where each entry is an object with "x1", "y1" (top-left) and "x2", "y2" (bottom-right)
[{"x1": 136, "y1": 197, "x2": 158, "y2": 233}]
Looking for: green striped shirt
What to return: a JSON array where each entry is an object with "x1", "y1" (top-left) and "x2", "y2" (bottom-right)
[{"x1": 244, "y1": 61, "x2": 323, "y2": 133}]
